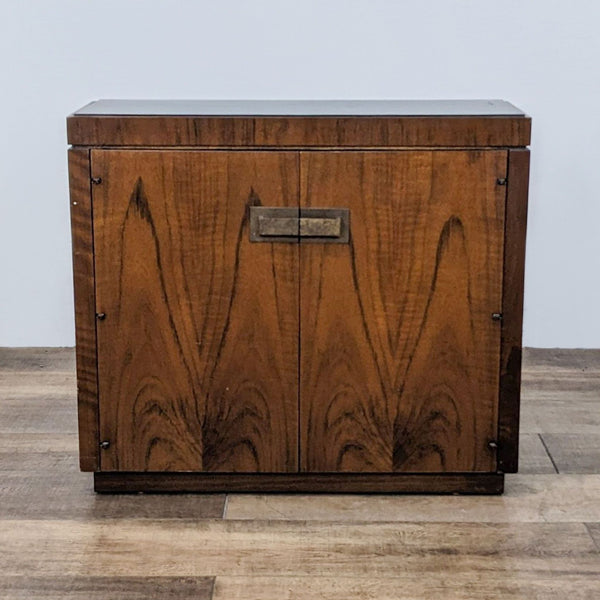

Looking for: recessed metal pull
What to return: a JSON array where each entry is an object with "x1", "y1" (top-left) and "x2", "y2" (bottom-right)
[
  {"x1": 299, "y1": 216, "x2": 342, "y2": 238},
  {"x1": 258, "y1": 216, "x2": 298, "y2": 237},
  {"x1": 257, "y1": 216, "x2": 340, "y2": 238},
  {"x1": 250, "y1": 207, "x2": 349, "y2": 243}
]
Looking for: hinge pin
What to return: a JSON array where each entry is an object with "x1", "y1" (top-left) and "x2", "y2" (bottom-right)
[
  {"x1": 491, "y1": 312, "x2": 503, "y2": 321},
  {"x1": 99, "y1": 440, "x2": 110, "y2": 449},
  {"x1": 91, "y1": 177, "x2": 102, "y2": 185},
  {"x1": 496, "y1": 177, "x2": 508, "y2": 186}
]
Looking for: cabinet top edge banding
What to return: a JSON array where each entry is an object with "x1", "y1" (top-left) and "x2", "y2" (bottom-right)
[{"x1": 67, "y1": 100, "x2": 531, "y2": 147}]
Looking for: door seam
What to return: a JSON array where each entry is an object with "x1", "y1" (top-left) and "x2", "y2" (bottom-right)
[
  {"x1": 297, "y1": 150, "x2": 302, "y2": 473},
  {"x1": 89, "y1": 149, "x2": 103, "y2": 472},
  {"x1": 495, "y1": 149, "x2": 510, "y2": 473}
]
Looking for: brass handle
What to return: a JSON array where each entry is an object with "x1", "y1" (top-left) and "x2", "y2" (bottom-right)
[
  {"x1": 300, "y1": 216, "x2": 342, "y2": 238},
  {"x1": 257, "y1": 216, "x2": 297, "y2": 237},
  {"x1": 258, "y1": 216, "x2": 342, "y2": 238},
  {"x1": 250, "y1": 207, "x2": 349, "y2": 243}
]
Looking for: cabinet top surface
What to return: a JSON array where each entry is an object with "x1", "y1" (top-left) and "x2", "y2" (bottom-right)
[{"x1": 74, "y1": 99, "x2": 526, "y2": 117}]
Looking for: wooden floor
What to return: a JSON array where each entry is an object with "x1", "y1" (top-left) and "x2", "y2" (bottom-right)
[{"x1": 1, "y1": 348, "x2": 599, "y2": 599}]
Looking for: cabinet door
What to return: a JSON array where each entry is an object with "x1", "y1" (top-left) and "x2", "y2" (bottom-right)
[
  {"x1": 300, "y1": 151, "x2": 507, "y2": 473},
  {"x1": 92, "y1": 150, "x2": 299, "y2": 472}
]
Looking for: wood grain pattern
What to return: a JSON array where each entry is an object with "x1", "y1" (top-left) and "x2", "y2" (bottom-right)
[
  {"x1": 0, "y1": 577, "x2": 214, "y2": 600},
  {"x1": 91, "y1": 150, "x2": 299, "y2": 472},
  {"x1": 300, "y1": 151, "x2": 507, "y2": 473},
  {"x1": 212, "y1": 574, "x2": 600, "y2": 600},
  {"x1": 2, "y1": 519, "x2": 597, "y2": 577},
  {"x1": 68, "y1": 148, "x2": 99, "y2": 471},
  {"x1": 94, "y1": 472, "x2": 503, "y2": 494},
  {"x1": 67, "y1": 115, "x2": 531, "y2": 148},
  {"x1": 498, "y1": 148, "x2": 530, "y2": 472},
  {"x1": 254, "y1": 116, "x2": 531, "y2": 148},
  {"x1": 68, "y1": 116, "x2": 254, "y2": 147}
]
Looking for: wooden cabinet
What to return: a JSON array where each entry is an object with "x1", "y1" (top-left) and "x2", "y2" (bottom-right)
[{"x1": 68, "y1": 100, "x2": 531, "y2": 493}]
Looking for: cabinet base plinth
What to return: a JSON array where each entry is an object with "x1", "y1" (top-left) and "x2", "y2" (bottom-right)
[{"x1": 94, "y1": 472, "x2": 504, "y2": 494}]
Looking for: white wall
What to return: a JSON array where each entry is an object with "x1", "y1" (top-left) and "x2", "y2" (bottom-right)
[{"x1": 1, "y1": 0, "x2": 599, "y2": 347}]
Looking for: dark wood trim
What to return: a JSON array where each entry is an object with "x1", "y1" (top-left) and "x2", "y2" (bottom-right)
[
  {"x1": 254, "y1": 116, "x2": 530, "y2": 148},
  {"x1": 94, "y1": 472, "x2": 504, "y2": 494},
  {"x1": 498, "y1": 148, "x2": 530, "y2": 472},
  {"x1": 67, "y1": 115, "x2": 531, "y2": 148},
  {"x1": 68, "y1": 148, "x2": 99, "y2": 471},
  {"x1": 66, "y1": 145, "x2": 529, "y2": 152},
  {"x1": 67, "y1": 116, "x2": 254, "y2": 147}
]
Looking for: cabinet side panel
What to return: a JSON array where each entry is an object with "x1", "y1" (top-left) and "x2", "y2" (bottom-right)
[
  {"x1": 300, "y1": 151, "x2": 506, "y2": 473},
  {"x1": 68, "y1": 148, "x2": 99, "y2": 471},
  {"x1": 498, "y1": 149, "x2": 530, "y2": 472},
  {"x1": 92, "y1": 150, "x2": 299, "y2": 473}
]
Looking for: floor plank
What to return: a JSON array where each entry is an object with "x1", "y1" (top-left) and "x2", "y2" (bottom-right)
[
  {"x1": 523, "y1": 348, "x2": 600, "y2": 369},
  {"x1": 0, "y1": 450, "x2": 79, "y2": 472},
  {"x1": 518, "y1": 433, "x2": 557, "y2": 474},
  {"x1": 586, "y1": 523, "x2": 600, "y2": 551},
  {"x1": 541, "y1": 434, "x2": 600, "y2": 474},
  {"x1": 0, "y1": 347, "x2": 75, "y2": 372},
  {"x1": 213, "y1": 575, "x2": 600, "y2": 600},
  {"x1": 0, "y1": 371, "x2": 78, "y2": 433},
  {"x1": 0, "y1": 520, "x2": 597, "y2": 577},
  {"x1": 224, "y1": 474, "x2": 600, "y2": 522},
  {"x1": 519, "y1": 350, "x2": 599, "y2": 435},
  {"x1": 0, "y1": 371, "x2": 76, "y2": 398},
  {"x1": 0, "y1": 397, "x2": 78, "y2": 433},
  {"x1": 0, "y1": 433, "x2": 79, "y2": 453},
  {"x1": 521, "y1": 366, "x2": 600, "y2": 394},
  {"x1": 0, "y1": 469, "x2": 226, "y2": 520},
  {"x1": 520, "y1": 395, "x2": 600, "y2": 434},
  {"x1": 0, "y1": 576, "x2": 214, "y2": 600}
]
